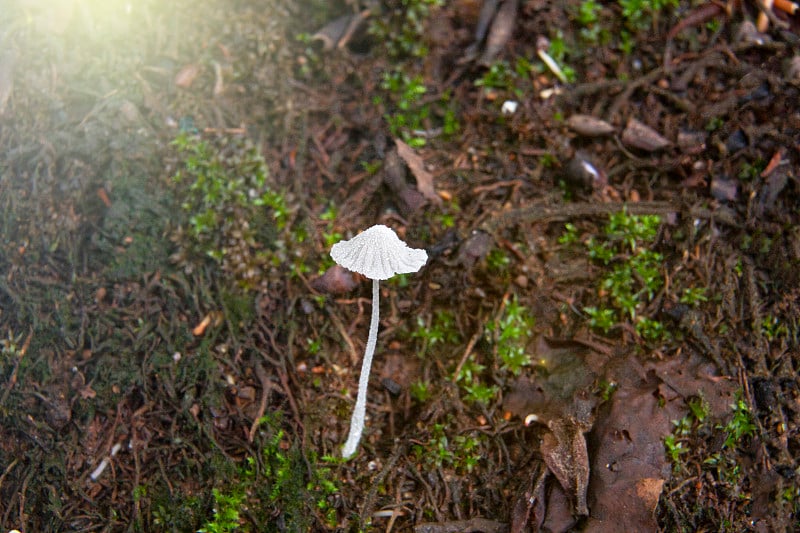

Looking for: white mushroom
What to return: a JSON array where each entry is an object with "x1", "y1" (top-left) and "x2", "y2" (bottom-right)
[{"x1": 331, "y1": 224, "x2": 427, "y2": 458}]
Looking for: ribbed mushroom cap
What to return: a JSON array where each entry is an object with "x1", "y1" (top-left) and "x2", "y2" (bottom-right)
[{"x1": 330, "y1": 224, "x2": 428, "y2": 280}]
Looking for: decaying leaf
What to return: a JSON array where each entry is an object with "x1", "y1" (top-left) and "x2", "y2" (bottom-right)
[
  {"x1": 621, "y1": 117, "x2": 671, "y2": 151},
  {"x1": 504, "y1": 343, "x2": 596, "y2": 519},
  {"x1": 311, "y1": 264, "x2": 360, "y2": 295},
  {"x1": 584, "y1": 372, "x2": 682, "y2": 532},
  {"x1": 566, "y1": 114, "x2": 615, "y2": 136},
  {"x1": 395, "y1": 139, "x2": 442, "y2": 205},
  {"x1": 384, "y1": 147, "x2": 427, "y2": 216},
  {"x1": 175, "y1": 63, "x2": 201, "y2": 88},
  {"x1": 478, "y1": 0, "x2": 519, "y2": 66},
  {"x1": 311, "y1": 11, "x2": 370, "y2": 51},
  {"x1": 541, "y1": 416, "x2": 590, "y2": 516}
]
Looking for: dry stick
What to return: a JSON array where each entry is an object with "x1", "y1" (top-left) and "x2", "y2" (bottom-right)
[
  {"x1": 451, "y1": 329, "x2": 483, "y2": 385},
  {"x1": 0, "y1": 458, "x2": 19, "y2": 495},
  {"x1": 478, "y1": 201, "x2": 740, "y2": 236},
  {"x1": 328, "y1": 307, "x2": 360, "y2": 366},
  {"x1": 414, "y1": 518, "x2": 507, "y2": 533},
  {"x1": 248, "y1": 361, "x2": 273, "y2": 442}
]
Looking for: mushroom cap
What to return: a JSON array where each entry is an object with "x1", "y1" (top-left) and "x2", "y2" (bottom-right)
[{"x1": 330, "y1": 224, "x2": 428, "y2": 280}]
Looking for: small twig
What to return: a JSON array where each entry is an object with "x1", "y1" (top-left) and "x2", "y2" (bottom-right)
[
  {"x1": 329, "y1": 306, "x2": 360, "y2": 366},
  {"x1": 451, "y1": 329, "x2": 483, "y2": 385},
  {"x1": 248, "y1": 361, "x2": 273, "y2": 442},
  {"x1": 414, "y1": 518, "x2": 507, "y2": 533},
  {"x1": 89, "y1": 442, "x2": 123, "y2": 482},
  {"x1": 0, "y1": 458, "x2": 19, "y2": 495},
  {"x1": 277, "y1": 363, "x2": 303, "y2": 440},
  {"x1": 472, "y1": 179, "x2": 523, "y2": 195},
  {"x1": 479, "y1": 201, "x2": 740, "y2": 236}
]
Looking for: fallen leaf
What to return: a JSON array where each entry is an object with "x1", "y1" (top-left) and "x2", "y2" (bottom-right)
[
  {"x1": 584, "y1": 368, "x2": 682, "y2": 532},
  {"x1": 395, "y1": 139, "x2": 442, "y2": 204},
  {"x1": 478, "y1": 0, "x2": 519, "y2": 66},
  {"x1": 621, "y1": 118, "x2": 671, "y2": 151},
  {"x1": 175, "y1": 64, "x2": 201, "y2": 88},
  {"x1": 192, "y1": 314, "x2": 212, "y2": 336},
  {"x1": 79, "y1": 385, "x2": 97, "y2": 400},
  {"x1": 384, "y1": 148, "x2": 427, "y2": 216},
  {"x1": 636, "y1": 477, "x2": 665, "y2": 513},
  {"x1": 566, "y1": 114, "x2": 615, "y2": 136},
  {"x1": 541, "y1": 417, "x2": 590, "y2": 516}
]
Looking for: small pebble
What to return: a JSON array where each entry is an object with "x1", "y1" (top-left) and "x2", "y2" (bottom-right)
[{"x1": 501, "y1": 100, "x2": 518, "y2": 115}]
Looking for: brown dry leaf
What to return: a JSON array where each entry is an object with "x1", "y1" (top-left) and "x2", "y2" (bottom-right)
[
  {"x1": 79, "y1": 385, "x2": 97, "y2": 400},
  {"x1": 478, "y1": 0, "x2": 519, "y2": 66},
  {"x1": 541, "y1": 417, "x2": 590, "y2": 516},
  {"x1": 566, "y1": 114, "x2": 615, "y2": 136},
  {"x1": 192, "y1": 314, "x2": 212, "y2": 336},
  {"x1": 636, "y1": 477, "x2": 665, "y2": 513},
  {"x1": 384, "y1": 147, "x2": 428, "y2": 216},
  {"x1": 175, "y1": 64, "x2": 201, "y2": 88},
  {"x1": 645, "y1": 350, "x2": 736, "y2": 419},
  {"x1": 584, "y1": 373, "x2": 682, "y2": 532},
  {"x1": 621, "y1": 118, "x2": 671, "y2": 151},
  {"x1": 395, "y1": 139, "x2": 442, "y2": 205}
]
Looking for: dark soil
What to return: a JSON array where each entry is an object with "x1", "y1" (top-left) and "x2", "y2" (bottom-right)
[{"x1": 1, "y1": 0, "x2": 799, "y2": 532}]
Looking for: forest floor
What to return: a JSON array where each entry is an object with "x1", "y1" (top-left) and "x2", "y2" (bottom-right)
[{"x1": 0, "y1": 0, "x2": 799, "y2": 531}]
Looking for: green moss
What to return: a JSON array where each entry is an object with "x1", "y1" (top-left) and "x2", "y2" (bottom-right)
[{"x1": 170, "y1": 132, "x2": 295, "y2": 291}]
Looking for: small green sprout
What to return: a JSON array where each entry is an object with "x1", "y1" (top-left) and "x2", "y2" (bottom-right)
[
  {"x1": 410, "y1": 380, "x2": 433, "y2": 403},
  {"x1": 199, "y1": 488, "x2": 244, "y2": 533},
  {"x1": 687, "y1": 396, "x2": 710, "y2": 424},
  {"x1": 583, "y1": 211, "x2": 665, "y2": 340},
  {"x1": 760, "y1": 315, "x2": 788, "y2": 342},
  {"x1": 558, "y1": 223, "x2": 579, "y2": 245},
  {"x1": 664, "y1": 434, "x2": 688, "y2": 463},
  {"x1": 487, "y1": 296, "x2": 534, "y2": 375},
  {"x1": 412, "y1": 310, "x2": 461, "y2": 358},
  {"x1": 585, "y1": 306, "x2": 616, "y2": 333},
  {"x1": 680, "y1": 287, "x2": 708, "y2": 306},
  {"x1": 720, "y1": 395, "x2": 756, "y2": 449}
]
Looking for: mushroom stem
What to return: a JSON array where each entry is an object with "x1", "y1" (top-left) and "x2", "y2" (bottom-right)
[{"x1": 342, "y1": 278, "x2": 380, "y2": 458}]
